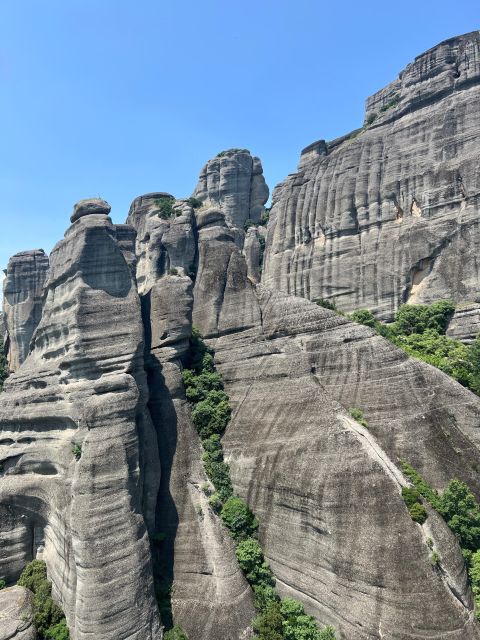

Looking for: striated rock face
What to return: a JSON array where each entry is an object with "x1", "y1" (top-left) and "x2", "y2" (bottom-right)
[
  {"x1": 0, "y1": 586, "x2": 36, "y2": 640},
  {"x1": 193, "y1": 150, "x2": 269, "y2": 230},
  {"x1": 3, "y1": 250, "x2": 49, "y2": 372},
  {"x1": 2, "y1": 33, "x2": 480, "y2": 638},
  {"x1": 262, "y1": 31, "x2": 480, "y2": 331},
  {"x1": 126, "y1": 193, "x2": 196, "y2": 294},
  {"x1": 191, "y1": 221, "x2": 480, "y2": 639},
  {"x1": 128, "y1": 193, "x2": 255, "y2": 639},
  {"x1": 0, "y1": 204, "x2": 161, "y2": 640},
  {"x1": 447, "y1": 303, "x2": 480, "y2": 343}
]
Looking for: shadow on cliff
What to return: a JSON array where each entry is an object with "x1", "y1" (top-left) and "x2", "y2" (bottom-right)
[{"x1": 142, "y1": 293, "x2": 179, "y2": 631}]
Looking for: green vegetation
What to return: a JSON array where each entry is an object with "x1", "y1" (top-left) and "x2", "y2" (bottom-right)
[
  {"x1": 430, "y1": 551, "x2": 440, "y2": 567},
  {"x1": 155, "y1": 196, "x2": 176, "y2": 220},
  {"x1": 0, "y1": 579, "x2": 5, "y2": 589},
  {"x1": 349, "y1": 301, "x2": 480, "y2": 394},
  {"x1": 348, "y1": 407, "x2": 368, "y2": 428},
  {"x1": 313, "y1": 298, "x2": 337, "y2": 312},
  {"x1": 366, "y1": 113, "x2": 377, "y2": 126},
  {"x1": 186, "y1": 196, "x2": 203, "y2": 209},
  {"x1": 260, "y1": 208, "x2": 271, "y2": 226},
  {"x1": 183, "y1": 329, "x2": 336, "y2": 639},
  {"x1": 17, "y1": 560, "x2": 69, "y2": 639},
  {"x1": 221, "y1": 497, "x2": 259, "y2": 540},
  {"x1": 401, "y1": 461, "x2": 480, "y2": 608},
  {"x1": 164, "y1": 624, "x2": 189, "y2": 639},
  {"x1": 469, "y1": 551, "x2": 480, "y2": 619},
  {"x1": 401, "y1": 486, "x2": 421, "y2": 509},
  {"x1": 0, "y1": 335, "x2": 8, "y2": 391},
  {"x1": 244, "y1": 218, "x2": 255, "y2": 231},
  {"x1": 71, "y1": 442, "x2": 82, "y2": 461},
  {"x1": 216, "y1": 148, "x2": 249, "y2": 157},
  {"x1": 168, "y1": 267, "x2": 179, "y2": 276},
  {"x1": 408, "y1": 502, "x2": 428, "y2": 524},
  {"x1": 401, "y1": 485, "x2": 428, "y2": 523},
  {"x1": 151, "y1": 532, "x2": 167, "y2": 544},
  {"x1": 380, "y1": 95, "x2": 400, "y2": 112},
  {"x1": 400, "y1": 461, "x2": 441, "y2": 509}
]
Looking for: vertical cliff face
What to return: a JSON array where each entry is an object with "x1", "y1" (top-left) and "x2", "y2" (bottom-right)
[
  {"x1": 3, "y1": 249, "x2": 49, "y2": 372},
  {"x1": 193, "y1": 149, "x2": 269, "y2": 232},
  {"x1": 190, "y1": 218, "x2": 480, "y2": 638},
  {"x1": 262, "y1": 31, "x2": 480, "y2": 334},
  {"x1": 2, "y1": 34, "x2": 480, "y2": 638},
  {"x1": 126, "y1": 198, "x2": 255, "y2": 640},
  {"x1": 0, "y1": 201, "x2": 161, "y2": 640}
]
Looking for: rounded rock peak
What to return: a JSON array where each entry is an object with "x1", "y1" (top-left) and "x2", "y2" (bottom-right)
[{"x1": 71, "y1": 198, "x2": 112, "y2": 223}]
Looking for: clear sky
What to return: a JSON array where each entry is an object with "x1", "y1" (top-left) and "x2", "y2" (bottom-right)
[{"x1": 0, "y1": 0, "x2": 478, "y2": 275}]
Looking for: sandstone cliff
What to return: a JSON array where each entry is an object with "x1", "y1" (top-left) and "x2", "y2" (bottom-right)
[
  {"x1": 0, "y1": 201, "x2": 161, "y2": 639},
  {"x1": 1, "y1": 32, "x2": 480, "y2": 640},
  {"x1": 3, "y1": 249, "x2": 49, "y2": 372},
  {"x1": 262, "y1": 31, "x2": 480, "y2": 339},
  {"x1": 189, "y1": 194, "x2": 480, "y2": 639}
]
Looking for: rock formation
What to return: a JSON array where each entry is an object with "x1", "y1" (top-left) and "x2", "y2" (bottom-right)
[
  {"x1": 189, "y1": 193, "x2": 480, "y2": 639},
  {"x1": 0, "y1": 201, "x2": 161, "y2": 639},
  {"x1": 262, "y1": 31, "x2": 480, "y2": 339},
  {"x1": 0, "y1": 586, "x2": 36, "y2": 640},
  {"x1": 1, "y1": 32, "x2": 480, "y2": 640},
  {"x1": 127, "y1": 199, "x2": 255, "y2": 640},
  {"x1": 193, "y1": 149, "x2": 269, "y2": 231},
  {"x1": 3, "y1": 249, "x2": 49, "y2": 372}
]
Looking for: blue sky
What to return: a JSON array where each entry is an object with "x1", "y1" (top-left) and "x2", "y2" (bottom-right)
[{"x1": 0, "y1": 1, "x2": 478, "y2": 273}]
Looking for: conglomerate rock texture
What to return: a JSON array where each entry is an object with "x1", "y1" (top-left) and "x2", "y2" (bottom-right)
[
  {"x1": 262, "y1": 31, "x2": 480, "y2": 338},
  {"x1": 3, "y1": 250, "x2": 49, "y2": 372}
]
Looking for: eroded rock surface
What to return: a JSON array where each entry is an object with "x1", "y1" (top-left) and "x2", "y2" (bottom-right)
[
  {"x1": 0, "y1": 586, "x2": 36, "y2": 640},
  {"x1": 262, "y1": 31, "x2": 480, "y2": 327},
  {"x1": 0, "y1": 205, "x2": 161, "y2": 640},
  {"x1": 192, "y1": 219, "x2": 480, "y2": 639},
  {"x1": 126, "y1": 193, "x2": 196, "y2": 294},
  {"x1": 193, "y1": 150, "x2": 269, "y2": 230},
  {"x1": 3, "y1": 250, "x2": 49, "y2": 372},
  {"x1": 128, "y1": 195, "x2": 255, "y2": 639}
]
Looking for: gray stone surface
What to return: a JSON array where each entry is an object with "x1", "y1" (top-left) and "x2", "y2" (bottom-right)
[
  {"x1": 447, "y1": 303, "x2": 480, "y2": 343},
  {"x1": 2, "y1": 33, "x2": 480, "y2": 639},
  {"x1": 3, "y1": 250, "x2": 49, "y2": 372},
  {"x1": 138, "y1": 245, "x2": 255, "y2": 638},
  {"x1": 126, "y1": 193, "x2": 196, "y2": 294},
  {"x1": 70, "y1": 198, "x2": 111, "y2": 223},
  {"x1": 0, "y1": 586, "x2": 36, "y2": 640},
  {"x1": 262, "y1": 31, "x2": 480, "y2": 328},
  {"x1": 191, "y1": 220, "x2": 480, "y2": 639},
  {"x1": 193, "y1": 150, "x2": 269, "y2": 230},
  {"x1": 0, "y1": 207, "x2": 161, "y2": 640},
  {"x1": 244, "y1": 227, "x2": 262, "y2": 283}
]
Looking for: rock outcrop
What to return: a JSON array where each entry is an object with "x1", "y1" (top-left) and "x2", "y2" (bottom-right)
[
  {"x1": 0, "y1": 201, "x2": 161, "y2": 640},
  {"x1": 191, "y1": 219, "x2": 480, "y2": 638},
  {"x1": 193, "y1": 149, "x2": 269, "y2": 231},
  {"x1": 127, "y1": 201, "x2": 255, "y2": 640},
  {"x1": 126, "y1": 193, "x2": 196, "y2": 294},
  {"x1": 0, "y1": 586, "x2": 36, "y2": 640},
  {"x1": 2, "y1": 32, "x2": 480, "y2": 639},
  {"x1": 3, "y1": 250, "x2": 49, "y2": 372},
  {"x1": 262, "y1": 31, "x2": 480, "y2": 337}
]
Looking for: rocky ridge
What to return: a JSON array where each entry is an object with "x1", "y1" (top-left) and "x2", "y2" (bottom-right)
[
  {"x1": 262, "y1": 31, "x2": 480, "y2": 339},
  {"x1": 1, "y1": 31, "x2": 480, "y2": 640}
]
